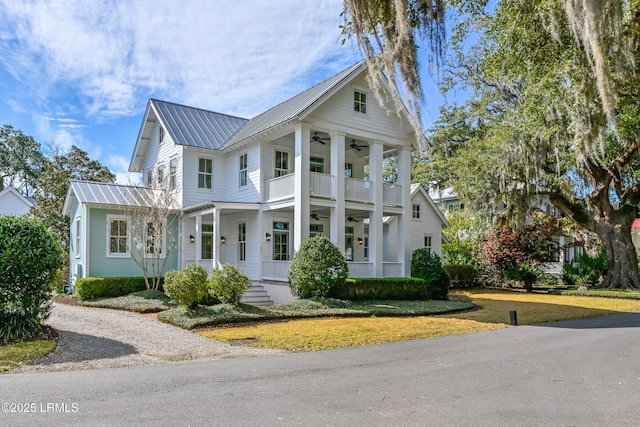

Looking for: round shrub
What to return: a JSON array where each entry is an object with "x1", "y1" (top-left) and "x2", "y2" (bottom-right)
[
  {"x1": 288, "y1": 236, "x2": 348, "y2": 299},
  {"x1": 0, "y1": 215, "x2": 63, "y2": 340},
  {"x1": 164, "y1": 263, "x2": 209, "y2": 309},
  {"x1": 411, "y1": 248, "x2": 450, "y2": 300},
  {"x1": 444, "y1": 265, "x2": 479, "y2": 289},
  {"x1": 208, "y1": 264, "x2": 251, "y2": 305}
]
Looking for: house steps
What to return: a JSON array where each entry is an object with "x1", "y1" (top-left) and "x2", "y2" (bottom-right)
[{"x1": 241, "y1": 284, "x2": 273, "y2": 306}]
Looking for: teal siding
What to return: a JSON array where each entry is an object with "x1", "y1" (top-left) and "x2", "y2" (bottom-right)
[{"x1": 88, "y1": 207, "x2": 179, "y2": 278}]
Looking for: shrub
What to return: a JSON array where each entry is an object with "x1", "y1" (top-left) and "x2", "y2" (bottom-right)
[
  {"x1": 330, "y1": 277, "x2": 428, "y2": 300},
  {"x1": 164, "y1": 264, "x2": 209, "y2": 309},
  {"x1": 444, "y1": 265, "x2": 479, "y2": 289},
  {"x1": 288, "y1": 236, "x2": 348, "y2": 299},
  {"x1": 209, "y1": 264, "x2": 251, "y2": 305},
  {"x1": 0, "y1": 216, "x2": 63, "y2": 340},
  {"x1": 563, "y1": 250, "x2": 608, "y2": 286},
  {"x1": 411, "y1": 249, "x2": 450, "y2": 300},
  {"x1": 76, "y1": 277, "x2": 158, "y2": 300}
]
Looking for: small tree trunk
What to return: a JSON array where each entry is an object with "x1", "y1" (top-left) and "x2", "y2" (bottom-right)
[{"x1": 595, "y1": 209, "x2": 640, "y2": 289}]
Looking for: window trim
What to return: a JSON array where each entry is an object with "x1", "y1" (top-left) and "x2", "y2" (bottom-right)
[
  {"x1": 238, "y1": 222, "x2": 247, "y2": 262},
  {"x1": 75, "y1": 217, "x2": 81, "y2": 258},
  {"x1": 310, "y1": 223, "x2": 324, "y2": 238},
  {"x1": 201, "y1": 223, "x2": 214, "y2": 260},
  {"x1": 146, "y1": 169, "x2": 153, "y2": 187},
  {"x1": 198, "y1": 157, "x2": 213, "y2": 190},
  {"x1": 144, "y1": 221, "x2": 167, "y2": 259},
  {"x1": 159, "y1": 126, "x2": 164, "y2": 144},
  {"x1": 169, "y1": 158, "x2": 177, "y2": 191},
  {"x1": 345, "y1": 162, "x2": 354, "y2": 178},
  {"x1": 309, "y1": 156, "x2": 324, "y2": 173},
  {"x1": 274, "y1": 150, "x2": 290, "y2": 178},
  {"x1": 272, "y1": 221, "x2": 290, "y2": 261},
  {"x1": 106, "y1": 215, "x2": 130, "y2": 258},
  {"x1": 412, "y1": 203, "x2": 421, "y2": 219},
  {"x1": 424, "y1": 235, "x2": 433, "y2": 252},
  {"x1": 156, "y1": 163, "x2": 164, "y2": 186},
  {"x1": 353, "y1": 87, "x2": 368, "y2": 114}
]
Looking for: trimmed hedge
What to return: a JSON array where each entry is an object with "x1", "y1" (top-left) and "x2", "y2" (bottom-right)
[
  {"x1": 330, "y1": 277, "x2": 430, "y2": 300},
  {"x1": 76, "y1": 277, "x2": 163, "y2": 301},
  {"x1": 444, "y1": 265, "x2": 479, "y2": 289}
]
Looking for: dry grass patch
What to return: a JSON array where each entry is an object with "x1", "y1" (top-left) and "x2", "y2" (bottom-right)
[
  {"x1": 0, "y1": 340, "x2": 57, "y2": 373},
  {"x1": 200, "y1": 316, "x2": 503, "y2": 351}
]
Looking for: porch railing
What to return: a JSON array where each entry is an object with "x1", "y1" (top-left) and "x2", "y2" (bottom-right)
[
  {"x1": 263, "y1": 173, "x2": 295, "y2": 202},
  {"x1": 309, "y1": 172, "x2": 335, "y2": 199},
  {"x1": 383, "y1": 183, "x2": 402, "y2": 206},
  {"x1": 345, "y1": 178, "x2": 372, "y2": 203},
  {"x1": 262, "y1": 260, "x2": 291, "y2": 281},
  {"x1": 383, "y1": 262, "x2": 402, "y2": 277},
  {"x1": 347, "y1": 262, "x2": 371, "y2": 278}
]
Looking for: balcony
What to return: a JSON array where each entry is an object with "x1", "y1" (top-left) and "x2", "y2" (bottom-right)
[
  {"x1": 263, "y1": 174, "x2": 295, "y2": 202},
  {"x1": 345, "y1": 178, "x2": 372, "y2": 203},
  {"x1": 383, "y1": 183, "x2": 402, "y2": 206},
  {"x1": 309, "y1": 172, "x2": 335, "y2": 199}
]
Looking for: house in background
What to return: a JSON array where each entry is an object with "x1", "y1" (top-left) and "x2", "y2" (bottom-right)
[
  {"x1": 0, "y1": 186, "x2": 34, "y2": 216},
  {"x1": 64, "y1": 61, "x2": 447, "y2": 303}
]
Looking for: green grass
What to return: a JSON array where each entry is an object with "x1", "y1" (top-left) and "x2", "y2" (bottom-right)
[
  {"x1": 0, "y1": 340, "x2": 57, "y2": 373},
  {"x1": 158, "y1": 298, "x2": 474, "y2": 329},
  {"x1": 81, "y1": 290, "x2": 176, "y2": 313}
]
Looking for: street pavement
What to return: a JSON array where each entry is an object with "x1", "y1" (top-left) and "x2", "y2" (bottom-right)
[{"x1": 2, "y1": 312, "x2": 640, "y2": 426}]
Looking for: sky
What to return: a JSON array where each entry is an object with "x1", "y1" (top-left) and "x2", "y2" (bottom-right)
[{"x1": 0, "y1": 0, "x2": 445, "y2": 184}]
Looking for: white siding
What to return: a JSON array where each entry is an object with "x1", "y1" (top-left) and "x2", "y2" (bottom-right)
[
  {"x1": 0, "y1": 189, "x2": 32, "y2": 216},
  {"x1": 182, "y1": 148, "x2": 224, "y2": 206},
  {"x1": 224, "y1": 143, "x2": 262, "y2": 203},
  {"x1": 408, "y1": 191, "x2": 444, "y2": 256}
]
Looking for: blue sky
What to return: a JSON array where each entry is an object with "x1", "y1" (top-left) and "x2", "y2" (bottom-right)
[{"x1": 0, "y1": 0, "x2": 445, "y2": 184}]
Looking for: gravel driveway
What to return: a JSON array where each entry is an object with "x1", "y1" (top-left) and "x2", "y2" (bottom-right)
[{"x1": 14, "y1": 303, "x2": 283, "y2": 374}]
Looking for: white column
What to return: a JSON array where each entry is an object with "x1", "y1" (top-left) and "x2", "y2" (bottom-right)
[
  {"x1": 195, "y1": 214, "x2": 202, "y2": 262},
  {"x1": 368, "y1": 140, "x2": 384, "y2": 277},
  {"x1": 213, "y1": 208, "x2": 220, "y2": 269},
  {"x1": 330, "y1": 131, "x2": 346, "y2": 254},
  {"x1": 397, "y1": 146, "x2": 412, "y2": 276},
  {"x1": 294, "y1": 124, "x2": 311, "y2": 252}
]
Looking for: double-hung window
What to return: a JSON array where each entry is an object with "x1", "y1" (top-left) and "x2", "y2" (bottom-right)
[
  {"x1": 201, "y1": 224, "x2": 213, "y2": 259},
  {"x1": 239, "y1": 153, "x2": 248, "y2": 187},
  {"x1": 159, "y1": 126, "x2": 164, "y2": 144},
  {"x1": 310, "y1": 156, "x2": 324, "y2": 173},
  {"x1": 157, "y1": 164, "x2": 164, "y2": 186},
  {"x1": 146, "y1": 169, "x2": 153, "y2": 187},
  {"x1": 238, "y1": 223, "x2": 246, "y2": 261},
  {"x1": 412, "y1": 204, "x2": 420, "y2": 219},
  {"x1": 273, "y1": 221, "x2": 289, "y2": 260},
  {"x1": 145, "y1": 222, "x2": 164, "y2": 257},
  {"x1": 169, "y1": 158, "x2": 177, "y2": 190},
  {"x1": 274, "y1": 151, "x2": 289, "y2": 177},
  {"x1": 354, "y1": 89, "x2": 367, "y2": 114},
  {"x1": 198, "y1": 158, "x2": 213, "y2": 189},
  {"x1": 310, "y1": 224, "x2": 323, "y2": 237},
  {"x1": 424, "y1": 235, "x2": 432, "y2": 252},
  {"x1": 107, "y1": 216, "x2": 129, "y2": 257},
  {"x1": 75, "y1": 217, "x2": 81, "y2": 258}
]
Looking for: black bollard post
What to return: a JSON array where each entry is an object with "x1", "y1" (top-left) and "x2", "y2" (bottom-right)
[{"x1": 509, "y1": 310, "x2": 518, "y2": 326}]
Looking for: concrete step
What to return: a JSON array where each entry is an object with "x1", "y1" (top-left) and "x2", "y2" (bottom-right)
[{"x1": 241, "y1": 284, "x2": 273, "y2": 306}]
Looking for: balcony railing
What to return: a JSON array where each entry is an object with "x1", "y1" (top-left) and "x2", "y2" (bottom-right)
[
  {"x1": 309, "y1": 172, "x2": 335, "y2": 199},
  {"x1": 263, "y1": 173, "x2": 295, "y2": 202},
  {"x1": 383, "y1": 183, "x2": 402, "y2": 206},
  {"x1": 345, "y1": 178, "x2": 372, "y2": 203}
]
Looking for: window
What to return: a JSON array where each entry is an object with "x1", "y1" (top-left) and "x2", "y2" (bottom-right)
[
  {"x1": 159, "y1": 126, "x2": 164, "y2": 144},
  {"x1": 275, "y1": 151, "x2": 289, "y2": 177},
  {"x1": 354, "y1": 89, "x2": 367, "y2": 114},
  {"x1": 198, "y1": 158, "x2": 213, "y2": 189},
  {"x1": 239, "y1": 153, "x2": 248, "y2": 187},
  {"x1": 412, "y1": 204, "x2": 420, "y2": 219},
  {"x1": 424, "y1": 235, "x2": 432, "y2": 252},
  {"x1": 238, "y1": 223, "x2": 246, "y2": 261},
  {"x1": 201, "y1": 223, "x2": 213, "y2": 259},
  {"x1": 107, "y1": 216, "x2": 129, "y2": 257},
  {"x1": 310, "y1": 156, "x2": 324, "y2": 173},
  {"x1": 169, "y1": 158, "x2": 177, "y2": 190},
  {"x1": 345, "y1": 226, "x2": 354, "y2": 261},
  {"x1": 75, "y1": 217, "x2": 81, "y2": 258},
  {"x1": 145, "y1": 222, "x2": 165, "y2": 257},
  {"x1": 273, "y1": 221, "x2": 289, "y2": 261},
  {"x1": 310, "y1": 224, "x2": 324, "y2": 237},
  {"x1": 345, "y1": 162, "x2": 353, "y2": 178},
  {"x1": 157, "y1": 164, "x2": 164, "y2": 186},
  {"x1": 363, "y1": 237, "x2": 369, "y2": 260},
  {"x1": 146, "y1": 169, "x2": 153, "y2": 187}
]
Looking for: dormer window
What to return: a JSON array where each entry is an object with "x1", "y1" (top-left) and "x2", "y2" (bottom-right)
[
  {"x1": 354, "y1": 89, "x2": 367, "y2": 114},
  {"x1": 159, "y1": 126, "x2": 164, "y2": 144}
]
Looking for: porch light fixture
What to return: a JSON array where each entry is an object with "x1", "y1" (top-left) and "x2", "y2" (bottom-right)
[
  {"x1": 357, "y1": 237, "x2": 363, "y2": 245},
  {"x1": 265, "y1": 233, "x2": 271, "y2": 241},
  {"x1": 189, "y1": 235, "x2": 195, "y2": 243},
  {"x1": 220, "y1": 236, "x2": 226, "y2": 244}
]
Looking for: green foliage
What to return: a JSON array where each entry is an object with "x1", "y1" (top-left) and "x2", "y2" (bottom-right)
[
  {"x1": 441, "y1": 209, "x2": 488, "y2": 267},
  {"x1": 507, "y1": 264, "x2": 542, "y2": 292},
  {"x1": 562, "y1": 250, "x2": 608, "y2": 287},
  {"x1": 330, "y1": 277, "x2": 431, "y2": 300},
  {"x1": 209, "y1": 264, "x2": 251, "y2": 305},
  {"x1": 0, "y1": 216, "x2": 63, "y2": 340},
  {"x1": 288, "y1": 236, "x2": 348, "y2": 299},
  {"x1": 81, "y1": 290, "x2": 175, "y2": 313},
  {"x1": 0, "y1": 124, "x2": 45, "y2": 194},
  {"x1": 164, "y1": 264, "x2": 209, "y2": 309},
  {"x1": 411, "y1": 248, "x2": 450, "y2": 300},
  {"x1": 76, "y1": 277, "x2": 162, "y2": 301},
  {"x1": 444, "y1": 265, "x2": 479, "y2": 289}
]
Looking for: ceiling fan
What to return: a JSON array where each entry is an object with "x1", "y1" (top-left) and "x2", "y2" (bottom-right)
[
  {"x1": 346, "y1": 215, "x2": 360, "y2": 222},
  {"x1": 349, "y1": 140, "x2": 368, "y2": 151},
  {"x1": 311, "y1": 132, "x2": 330, "y2": 145},
  {"x1": 310, "y1": 212, "x2": 328, "y2": 220}
]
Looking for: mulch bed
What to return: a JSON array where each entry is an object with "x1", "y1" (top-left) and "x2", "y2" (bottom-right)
[{"x1": 52, "y1": 295, "x2": 81, "y2": 306}]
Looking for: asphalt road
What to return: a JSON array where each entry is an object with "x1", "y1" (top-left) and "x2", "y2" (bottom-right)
[{"x1": 2, "y1": 312, "x2": 640, "y2": 426}]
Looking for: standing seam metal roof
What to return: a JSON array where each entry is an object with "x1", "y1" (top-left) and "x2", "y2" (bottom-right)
[{"x1": 67, "y1": 180, "x2": 176, "y2": 209}]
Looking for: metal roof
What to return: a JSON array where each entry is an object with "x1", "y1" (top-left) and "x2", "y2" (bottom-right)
[
  {"x1": 151, "y1": 99, "x2": 248, "y2": 150},
  {"x1": 65, "y1": 180, "x2": 178, "y2": 210},
  {"x1": 225, "y1": 60, "x2": 367, "y2": 148}
]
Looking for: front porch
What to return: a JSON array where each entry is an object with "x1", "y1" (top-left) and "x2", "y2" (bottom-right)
[{"x1": 261, "y1": 260, "x2": 403, "y2": 282}]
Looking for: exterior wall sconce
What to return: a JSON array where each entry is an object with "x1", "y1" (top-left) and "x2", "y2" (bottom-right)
[
  {"x1": 265, "y1": 233, "x2": 271, "y2": 241},
  {"x1": 189, "y1": 235, "x2": 195, "y2": 243},
  {"x1": 220, "y1": 236, "x2": 226, "y2": 244},
  {"x1": 357, "y1": 237, "x2": 363, "y2": 245}
]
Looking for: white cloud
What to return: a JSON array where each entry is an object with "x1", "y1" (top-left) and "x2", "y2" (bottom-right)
[{"x1": 0, "y1": 0, "x2": 358, "y2": 119}]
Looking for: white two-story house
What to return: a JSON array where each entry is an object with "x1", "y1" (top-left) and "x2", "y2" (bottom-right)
[{"x1": 64, "y1": 61, "x2": 447, "y2": 302}]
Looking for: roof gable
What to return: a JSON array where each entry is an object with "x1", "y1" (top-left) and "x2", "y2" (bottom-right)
[
  {"x1": 0, "y1": 187, "x2": 34, "y2": 215},
  {"x1": 411, "y1": 183, "x2": 449, "y2": 227}
]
